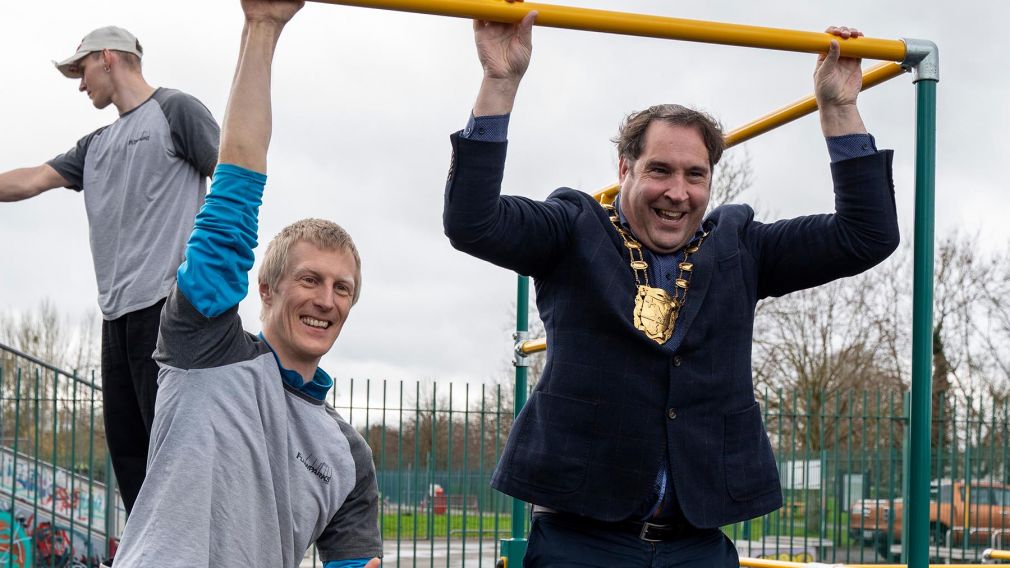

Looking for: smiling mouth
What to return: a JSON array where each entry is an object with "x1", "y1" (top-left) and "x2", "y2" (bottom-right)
[
  {"x1": 654, "y1": 208, "x2": 686, "y2": 221},
  {"x1": 301, "y1": 317, "x2": 331, "y2": 329}
]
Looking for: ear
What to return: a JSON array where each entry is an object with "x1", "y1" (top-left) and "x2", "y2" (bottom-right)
[
  {"x1": 100, "y1": 49, "x2": 115, "y2": 71},
  {"x1": 259, "y1": 281, "x2": 273, "y2": 307},
  {"x1": 618, "y1": 157, "x2": 632, "y2": 185}
]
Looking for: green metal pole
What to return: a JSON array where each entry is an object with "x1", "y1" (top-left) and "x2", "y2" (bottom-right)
[
  {"x1": 501, "y1": 274, "x2": 530, "y2": 567},
  {"x1": 905, "y1": 66, "x2": 937, "y2": 568}
]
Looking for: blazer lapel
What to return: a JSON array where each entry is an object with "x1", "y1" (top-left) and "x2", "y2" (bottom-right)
[{"x1": 662, "y1": 225, "x2": 717, "y2": 352}]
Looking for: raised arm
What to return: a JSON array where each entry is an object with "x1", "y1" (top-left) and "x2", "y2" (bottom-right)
[
  {"x1": 748, "y1": 26, "x2": 898, "y2": 299},
  {"x1": 815, "y1": 26, "x2": 868, "y2": 137},
  {"x1": 445, "y1": 8, "x2": 583, "y2": 278},
  {"x1": 219, "y1": 0, "x2": 303, "y2": 172},
  {"x1": 471, "y1": 9, "x2": 536, "y2": 117},
  {"x1": 175, "y1": 0, "x2": 303, "y2": 319},
  {"x1": 0, "y1": 165, "x2": 69, "y2": 202}
]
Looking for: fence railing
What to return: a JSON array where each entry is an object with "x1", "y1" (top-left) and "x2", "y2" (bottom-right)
[
  {"x1": 0, "y1": 342, "x2": 123, "y2": 568},
  {"x1": 5, "y1": 342, "x2": 1010, "y2": 566}
]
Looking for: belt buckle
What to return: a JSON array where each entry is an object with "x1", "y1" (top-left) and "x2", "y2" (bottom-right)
[{"x1": 638, "y1": 521, "x2": 664, "y2": 542}]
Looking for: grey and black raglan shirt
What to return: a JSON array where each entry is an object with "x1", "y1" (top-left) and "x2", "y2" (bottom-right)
[
  {"x1": 47, "y1": 88, "x2": 219, "y2": 319},
  {"x1": 111, "y1": 164, "x2": 382, "y2": 568}
]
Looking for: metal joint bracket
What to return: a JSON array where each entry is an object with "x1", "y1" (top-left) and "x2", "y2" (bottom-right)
[
  {"x1": 901, "y1": 38, "x2": 939, "y2": 83},
  {"x1": 513, "y1": 331, "x2": 530, "y2": 368}
]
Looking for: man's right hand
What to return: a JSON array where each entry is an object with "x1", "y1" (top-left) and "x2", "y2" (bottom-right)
[
  {"x1": 472, "y1": 4, "x2": 536, "y2": 117},
  {"x1": 220, "y1": 0, "x2": 304, "y2": 172},
  {"x1": 241, "y1": 0, "x2": 304, "y2": 26}
]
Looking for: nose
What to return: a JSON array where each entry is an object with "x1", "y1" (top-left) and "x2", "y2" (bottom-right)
[
  {"x1": 312, "y1": 286, "x2": 336, "y2": 311},
  {"x1": 663, "y1": 175, "x2": 690, "y2": 202},
  {"x1": 78, "y1": 77, "x2": 86, "y2": 93}
]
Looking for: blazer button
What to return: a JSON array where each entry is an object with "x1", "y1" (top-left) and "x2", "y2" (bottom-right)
[
  {"x1": 667, "y1": 408, "x2": 677, "y2": 420},
  {"x1": 672, "y1": 356, "x2": 683, "y2": 367}
]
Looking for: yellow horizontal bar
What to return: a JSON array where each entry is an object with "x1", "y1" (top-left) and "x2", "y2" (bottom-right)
[
  {"x1": 592, "y1": 61, "x2": 906, "y2": 204},
  {"x1": 727, "y1": 61, "x2": 907, "y2": 147},
  {"x1": 986, "y1": 548, "x2": 1010, "y2": 560},
  {"x1": 309, "y1": 0, "x2": 906, "y2": 61},
  {"x1": 520, "y1": 337, "x2": 547, "y2": 355},
  {"x1": 741, "y1": 559, "x2": 986, "y2": 568}
]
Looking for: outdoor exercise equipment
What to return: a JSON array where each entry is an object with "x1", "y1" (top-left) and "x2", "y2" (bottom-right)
[{"x1": 302, "y1": 1, "x2": 937, "y2": 566}]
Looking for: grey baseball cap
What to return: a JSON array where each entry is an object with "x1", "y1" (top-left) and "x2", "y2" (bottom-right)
[{"x1": 54, "y1": 26, "x2": 143, "y2": 79}]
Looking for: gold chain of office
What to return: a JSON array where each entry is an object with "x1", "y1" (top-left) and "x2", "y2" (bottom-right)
[{"x1": 602, "y1": 203, "x2": 708, "y2": 344}]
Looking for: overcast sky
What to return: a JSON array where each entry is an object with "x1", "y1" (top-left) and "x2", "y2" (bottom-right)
[{"x1": 1, "y1": 0, "x2": 1004, "y2": 391}]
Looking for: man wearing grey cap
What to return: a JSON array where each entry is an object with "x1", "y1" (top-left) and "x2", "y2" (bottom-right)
[{"x1": 0, "y1": 25, "x2": 220, "y2": 515}]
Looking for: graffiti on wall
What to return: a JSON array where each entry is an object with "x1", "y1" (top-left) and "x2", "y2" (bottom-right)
[
  {"x1": 0, "y1": 508, "x2": 32, "y2": 568},
  {"x1": 0, "y1": 448, "x2": 108, "y2": 534},
  {"x1": 0, "y1": 507, "x2": 107, "y2": 568}
]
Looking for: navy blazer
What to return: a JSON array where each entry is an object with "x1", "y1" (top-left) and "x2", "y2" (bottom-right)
[{"x1": 443, "y1": 133, "x2": 899, "y2": 528}]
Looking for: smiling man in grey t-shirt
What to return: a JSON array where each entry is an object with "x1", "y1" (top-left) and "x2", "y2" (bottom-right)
[{"x1": 0, "y1": 25, "x2": 219, "y2": 516}]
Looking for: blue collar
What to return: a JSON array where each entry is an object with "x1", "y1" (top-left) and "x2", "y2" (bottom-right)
[{"x1": 257, "y1": 333, "x2": 333, "y2": 401}]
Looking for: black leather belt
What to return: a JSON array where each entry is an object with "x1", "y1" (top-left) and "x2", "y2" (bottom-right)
[{"x1": 531, "y1": 505, "x2": 696, "y2": 543}]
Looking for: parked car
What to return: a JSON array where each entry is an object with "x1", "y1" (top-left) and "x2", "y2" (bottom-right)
[
  {"x1": 849, "y1": 480, "x2": 1010, "y2": 559},
  {"x1": 849, "y1": 497, "x2": 900, "y2": 545}
]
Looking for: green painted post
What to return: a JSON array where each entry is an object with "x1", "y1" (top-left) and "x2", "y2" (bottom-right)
[
  {"x1": 11, "y1": 368, "x2": 23, "y2": 565},
  {"x1": 105, "y1": 452, "x2": 116, "y2": 546},
  {"x1": 904, "y1": 43, "x2": 938, "y2": 568},
  {"x1": 901, "y1": 392, "x2": 911, "y2": 563},
  {"x1": 70, "y1": 375, "x2": 79, "y2": 557},
  {"x1": 87, "y1": 370, "x2": 97, "y2": 556},
  {"x1": 33, "y1": 368, "x2": 41, "y2": 533},
  {"x1": 501, "y1": 274, "x2": 530, "y2": 567}
]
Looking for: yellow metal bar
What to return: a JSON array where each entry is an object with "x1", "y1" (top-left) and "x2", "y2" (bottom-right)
[
  {"x1": 725, "y1": 61, "x2": 907, "y2": 147},
  {"x1": 308, "y1": 0, "x2": 906, "y2": 61},
  {"x1": 593, "y1": 61, "x2": 907, "y2": 203},
  {"x1": 740, "y1": 559, "x2": 986, "y2": 568},
  {"x1": 520, "y1": 337, "x2": 547, "y2": 355},
  {"x1": 985, "y1": 548, "x2": 1010, "y2": 560}
]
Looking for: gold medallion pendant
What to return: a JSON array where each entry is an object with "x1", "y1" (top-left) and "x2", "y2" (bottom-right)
[
  {"x1": 603, "y1": 203, "x2": 707, "y2": 345},
  {"x1": 634, "y1": 285, "x2": 679, "y2": 343}
]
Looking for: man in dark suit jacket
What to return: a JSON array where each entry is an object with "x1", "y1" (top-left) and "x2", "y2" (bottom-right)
[{"x1": 443, "y1": 11, "x2": 899, "y2": 567}]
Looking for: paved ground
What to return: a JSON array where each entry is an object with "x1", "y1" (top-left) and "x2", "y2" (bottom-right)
[
  {"x1": 301, "y1": 539, "x2": 502, "y2": 568},
  {"x1": 299, "y1": 539, "x2": 893, "y2": 567}
]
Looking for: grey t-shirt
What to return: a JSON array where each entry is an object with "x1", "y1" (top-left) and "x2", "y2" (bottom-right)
[
  {"x1": 47, "y1": 88, "x2": 219, "y2": 319},
  {"x1": 110, "y1": 286, "x2": 382, "y2": 567}
]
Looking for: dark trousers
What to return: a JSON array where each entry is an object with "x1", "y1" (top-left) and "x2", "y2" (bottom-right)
[
  {"x1": 524, "y1": 513, "x2": 739, "y2": 568},
  {"x1": 101, "y1": 299, "x2": 165, "y2": 514}
]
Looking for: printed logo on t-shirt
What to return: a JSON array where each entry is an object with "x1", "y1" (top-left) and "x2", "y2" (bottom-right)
[
  {"x1": 127, "y1": 130, "x2": 151, "y2": 146},
  {"x1": 296, "y1": 451, "x2": 332, "y2": 484}
]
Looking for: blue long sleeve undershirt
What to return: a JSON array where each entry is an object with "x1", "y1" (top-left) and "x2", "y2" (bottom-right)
[
  {"x1": 177, "y1": 163, "x2": 265, "y2": 319},
  {"x1": 175, "y1": 163, "x2": 370, "y2": 567}
]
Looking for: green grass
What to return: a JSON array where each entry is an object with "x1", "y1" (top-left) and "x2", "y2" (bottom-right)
[
  {"x1": 378, "y1": 497, "x2": 861, "y2": 546},
  {"x1": 381, "y1": 511, "x2": 514, "y2": 540}
]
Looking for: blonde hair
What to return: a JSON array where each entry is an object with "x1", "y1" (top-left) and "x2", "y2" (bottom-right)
[{"x1": 259, "y1": 218, "x2": 362, "y2": 307}]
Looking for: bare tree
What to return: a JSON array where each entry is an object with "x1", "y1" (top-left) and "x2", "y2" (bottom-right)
[
  {"x1": 710, "y1": 150, "x2": 754, "y2": 209},
  {"x1": 0, "y1": 299, "x2": 100, "y2": 374},
  {"x1": 0, "y1": 301, "x2": 103, "y2": 474},
  {"x1": 753, "y1": 257, "x2": 907, "y2": 446}
]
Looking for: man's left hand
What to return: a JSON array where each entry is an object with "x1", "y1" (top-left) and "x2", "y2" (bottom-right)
[
  {"x1": 814, "y1": 26, "x2": 863, "y2": 109},
  {"x1": 814, "y1": 26, "x2": 867, "y2": 136}
]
